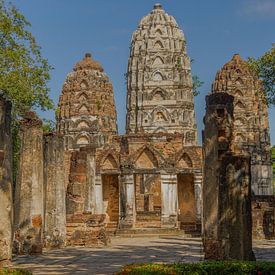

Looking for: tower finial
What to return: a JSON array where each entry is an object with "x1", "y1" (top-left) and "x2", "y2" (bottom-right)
[{"x1": 154, "y1": 3, "x2": 162, "y2": 10}]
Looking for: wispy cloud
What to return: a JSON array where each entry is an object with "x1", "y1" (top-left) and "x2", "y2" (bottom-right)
[{"x1": 240, "y1": 0, "x2": 275, "y2": 18}]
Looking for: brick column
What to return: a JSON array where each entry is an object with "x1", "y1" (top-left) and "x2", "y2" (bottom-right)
[
  {"x1": 0, "y1": 95, "x2": 13, "y2": 266},
  {"x1": 44, "y1": 134, "x2": 66, "y2": 248},
  {"x1": 14, "y1": 112, "x2": 44, "y2": 254}
]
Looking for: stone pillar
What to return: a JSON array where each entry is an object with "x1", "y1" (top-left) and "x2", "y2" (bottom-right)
[
  {"x1": 119, "y1": 174, "x2": 135, "y2": 228},
  {"x1": 85, "y1": 149, "x2": 96, "y2": 213},
  {"x1": 14, "y1": 112, "x2": 44, "y2": 254},
  {"x1": 194, "y1": 170, "x2": 202, "y2": 223},
  {"x1": 161, "y1": 174, "x2": 178, "y2": 228},
  {"x1": 203, "y1": 92, "x2": 254, "y2": 260},
  {"x1": 95, "y1": 174, "x2": 103, "y2": 214},
  {"x1": 0, "y1": 95, "x2": 13, "y2": 267},
  {"x1": 44, "y1": 134, "x2": 66, "y2": 249}
]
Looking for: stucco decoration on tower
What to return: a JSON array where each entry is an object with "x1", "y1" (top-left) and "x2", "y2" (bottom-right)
[
  {"x1": 126, "y1": 3, "x2": 197, "y2": 144},
  {"x1": 57, "y1": 53, "x2": 117, "y2": 150},
  {"x1": 211, "y1": 54, "x2": 273, "y2": 195}
]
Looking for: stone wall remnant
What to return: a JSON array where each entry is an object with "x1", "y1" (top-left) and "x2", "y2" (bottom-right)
[
  {"x1": 203, "y1": 92, "x2": 254, "y2": 260},
  {"x1": 13, "y1": 111, "x2": 44, "y2": 254},
  {"x1": 0, "y1": 94, "x2": 13, "y2": 267},
  {"x1": 44, "y1": 134, "x2": 66, "y2": 248}
]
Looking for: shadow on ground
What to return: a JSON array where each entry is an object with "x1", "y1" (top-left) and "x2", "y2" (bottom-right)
[{"x1": 13, "y1": 236, "x2": 275, "y2": 275}]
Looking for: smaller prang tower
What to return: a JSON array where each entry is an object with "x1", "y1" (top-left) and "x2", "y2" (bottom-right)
[
  {"x1": 57, "y1": 53, "x2": 117, "y2": 150},
  {"x1": 211, "y1": 54, "x2": 273, "y2": 195}
]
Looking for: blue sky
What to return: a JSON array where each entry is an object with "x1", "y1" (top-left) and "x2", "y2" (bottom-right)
[{"x1": 12, "y1": 0, "x2": 275, "y2": 145}]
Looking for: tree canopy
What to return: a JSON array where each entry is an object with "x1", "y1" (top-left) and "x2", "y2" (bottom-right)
[
  {"x1": 0, "y1": 0, "x2": 53, "y2": 116},
  {"x1": 248, "y1": 44, "x2": 275, "y2": 106}
]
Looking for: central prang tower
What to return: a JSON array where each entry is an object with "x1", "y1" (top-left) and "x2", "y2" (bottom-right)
[{"x1": 126, "y1": 3, "x2": 197, "y2": 145}]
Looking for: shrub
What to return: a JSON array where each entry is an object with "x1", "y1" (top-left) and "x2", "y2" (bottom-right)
[
  {"x1": 118, "y1": 261, "x2": 275, "y2": 275},
  {"x1": 0, "y1": 269, "x2": 32, "y2": 275}
]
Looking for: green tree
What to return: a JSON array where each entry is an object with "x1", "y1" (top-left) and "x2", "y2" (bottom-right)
[
  {"x1": 247, "y1": 44, "x2": 275, "y2": 106},
  {"x1": 0, "y1": 0, "x2": 54, "y2": 116},
  {"x1": 0, "y1": 0, "x2": 54, "y2": 184}
]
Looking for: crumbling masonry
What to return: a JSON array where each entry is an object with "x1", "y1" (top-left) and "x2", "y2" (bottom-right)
[{"x1": 0, "y1": 4, "x2": 274, "y2": 260}]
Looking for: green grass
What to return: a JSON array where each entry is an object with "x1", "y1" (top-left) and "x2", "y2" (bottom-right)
[
  {"x1": 0, "y1": 270, "x2": 31, "y2": 275},
  {"x1": 118, "y1": 261, "x2": 275, "y2": 275}
]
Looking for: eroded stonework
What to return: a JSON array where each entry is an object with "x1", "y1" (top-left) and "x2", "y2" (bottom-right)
[
  {"x1": 126, "y1": 3, "x2": 197, "y2": 142},
  {"x1": 203, "y1": 92, "x2": 254, "y2": 260},
  {"x1": 0, "y1": 94, "x2": 13, "y2": 267},
  {"x1": 211, "y1": 54, "x2": 273, "y2": 195},
  {"x1": 57, "y1": 53, "x2": 117, "y2": 150},
  {"x1": 55, "y1": 4, "x2": 203, "y2": 237}
]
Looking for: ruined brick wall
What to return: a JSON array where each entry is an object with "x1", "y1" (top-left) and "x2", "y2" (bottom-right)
[
  {"x1": 203, "y1": 92, "x2": 254, "y2": 260},
  {"x1": 13, "y1": 112, "x2": 44, "y2": 254},
  {"x1": 66, "y1": 147, "x2": 109, "y2": 247},
  {"x1": 0, "y1": 94, "x2": 13, "y2": 267},
  {"x1": 252, "y1": 195, "x2": 275, "y2": 240},
  {"x1": 44, "y1": 134, "x2": 66, "y2": 248}
]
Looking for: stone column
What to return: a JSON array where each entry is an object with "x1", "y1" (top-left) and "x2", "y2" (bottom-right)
[
  {"x1": 14, "y1": 112, "x2": 44, "y2": 254},
  {"x1": 0, "y1": 95, "x2": 13, "y2": 267},
  {"x1": 119, "y1": 174, "x2": 135, "y2": 228},
  {"x1": 203, "y1": 92, "x2": 254, "y2": 260},
  {"x1": 95, "y1": 174, "x2": 103, "y2": 214},
  {"x1": 85, "y1": 149, "x2": 96, "y2": 213},
  {"x1": 194, "y1": 170, "x2": 202, "y2": 223},
  {"x1": 161, "y1": 174, "x2": 178, "y2": 228},
  {"x1": 44, "y1": 134, "x2": 66, "y2": 249}
]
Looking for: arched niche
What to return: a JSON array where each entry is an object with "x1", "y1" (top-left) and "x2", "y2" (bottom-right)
[
  {"x1": 153, "y1": 90, "x2": 165, "y2": 100},
  {"x1": 234, "y1": 89, "x2": 243, "y2": 97},
  {"x1": 177, "y1": 153, "x2": 193, "y2": 168},
  {"x1": 80, "y1": 80, "x2": 88, "y2": 89},
  {"x1": 76, "y1": 135, "x2": 89, "y2": 145},
  {"x1": 155, "y1": 29, "x2": 163, "y2": 35},
  {"x1": 152, "y1": 72, "x2": 164, "y2": 81},
  {"x1": 135, "y1": 147, "x2": 158, "y2": 169},
  {"x1": 154, "y1": 40, "x2": 164, "y2": 49},
  {"x1": 155, "y1": 111, "x2": 167, "y2": 122},
  {"x1": 77, "y1": 120, "x2": 89, "y2": 129},
  {"x1": 152, "y1": 56, "x2": 164, "y2": 66},
  {"x1": 78, "y1": 92, "x2": 88, "y2": 102},
  {"x1": 235, "y1": 101, "x2": 246, "y2": 111},
  {"x1": 101, "y1": 154, "x2": 118, "y2": 170},
  {"x1": 235, "y1": 77, "x2": 244, "y2": 85},
  {"x1": 79, "y1": 104, "x2": 89, "y2": 113}
]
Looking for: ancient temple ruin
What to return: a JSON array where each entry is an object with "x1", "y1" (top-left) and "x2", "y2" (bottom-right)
[
  {"x1": 0, "y1": 3, "x2": 274, "y2": 264},
  {"x1": 56, "y1": 3, "x2": 203, "y2": 234}
]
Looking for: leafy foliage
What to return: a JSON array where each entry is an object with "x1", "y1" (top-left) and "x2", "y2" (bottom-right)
[
  {"x1": 42, "y1": 118, "x2": 55, "y2": 134},
  {"x1": 247, "y1": 44, "x2": 275, "y2": 106},
  {"x1": 192, "y1": 75, "x2": 204, "y2": 96},
  {"x1": 118, "y1": 261, "x2": 275, "y2": 275},
  {"x1": 0, "y1": 0, "x2": 53, "y2": 116},
  {"x1": 0, "y1": 269, "x2": 31, "y2": 275}
]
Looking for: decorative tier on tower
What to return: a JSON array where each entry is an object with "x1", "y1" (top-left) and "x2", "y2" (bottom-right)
[
  {"x1": 125, "y1": 4, "x2": 197, "y2": 145},
  {"x1": 57, "y1": 53, "x2": 117, "y2": 150},
  {"x1": 211, "y1": 53, "x2": 273, "y2": 195}
]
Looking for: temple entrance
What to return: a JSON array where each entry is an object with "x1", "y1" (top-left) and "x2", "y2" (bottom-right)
[
  {"x1": 102, "y1": 174, "x2": 119, "y2": 232},
  {"x1": 177, "y1": 173, "x2": 196, "y2": 230},
  {"x1": 134, "y1": 173, "x2": 161, "y2": 228}
]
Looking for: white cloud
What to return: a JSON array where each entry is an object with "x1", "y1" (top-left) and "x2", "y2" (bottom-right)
[{"x1": 241, "y1": 0, "x2": 275, "y2": 17}]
